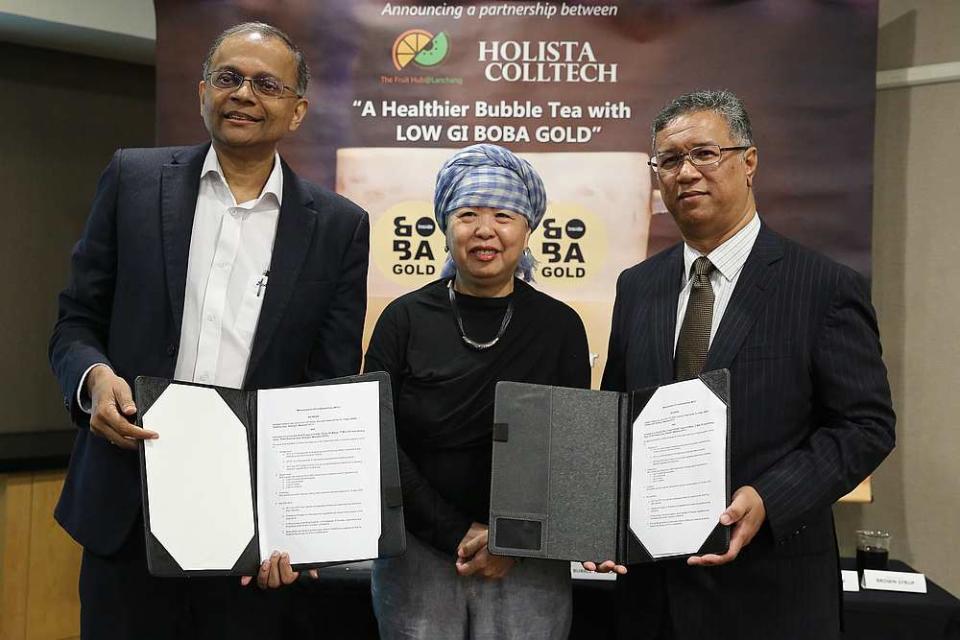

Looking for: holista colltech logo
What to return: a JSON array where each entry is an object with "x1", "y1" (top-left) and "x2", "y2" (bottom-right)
[{"x1": 392, "y1": 30, "x2": 449, "y2": 70}]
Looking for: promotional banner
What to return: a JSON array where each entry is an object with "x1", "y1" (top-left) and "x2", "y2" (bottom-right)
[{"x1": 156, "y1": 0, "x2": 879, "y2": 386}]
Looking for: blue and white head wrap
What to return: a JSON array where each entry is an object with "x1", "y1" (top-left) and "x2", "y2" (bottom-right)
[{"x1": 434, "y1": 144, "x2": 546, "y2": 281}]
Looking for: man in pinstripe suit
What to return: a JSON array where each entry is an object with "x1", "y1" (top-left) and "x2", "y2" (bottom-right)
[{"x1": 596, "y1": 90, "x2": 895, "y2": 639}]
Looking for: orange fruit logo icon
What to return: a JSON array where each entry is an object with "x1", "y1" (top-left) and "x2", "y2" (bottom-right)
[{"x1": 392, "y1": 29, "x2": 450, "y2": 71}]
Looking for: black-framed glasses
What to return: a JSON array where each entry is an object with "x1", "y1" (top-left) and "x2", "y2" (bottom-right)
[
  {"x1": 648, "y1": 144, "x2": 752, "y2": 174},
  {"x1": 206, "y1": 68, "x2": 301, "y2": 99}
]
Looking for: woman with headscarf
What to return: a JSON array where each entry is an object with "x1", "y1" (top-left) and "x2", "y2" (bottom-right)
[{"x1": 364, "y1": 144, "x2": 590, "y2": 639}]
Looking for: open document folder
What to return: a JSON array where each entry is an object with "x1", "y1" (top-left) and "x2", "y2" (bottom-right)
[
  {"x1": 489, "y1": 370, "x2": 730, "y2": 564},
  {"x1": 134, "y1": 371, "x2": 405, "y2": 577}
]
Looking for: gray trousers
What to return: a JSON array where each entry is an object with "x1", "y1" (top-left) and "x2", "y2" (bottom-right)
[{"x1": 372, "y1": 532, "x2": 572, "y2": 640}]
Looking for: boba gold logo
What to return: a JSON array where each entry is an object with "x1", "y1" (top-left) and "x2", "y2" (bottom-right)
[
  {"x1": 531, "y1": 203, "x2": 607, "y2": 286},
  {"x1": 373, "y1": 201, "x2": 606, "y2": 288},
  {"x1": 372, "y1": 202, "x2": 446, "y2": 286},
  {"x1": 393, "y1": 215, "x2": 438, "y2": 267}
]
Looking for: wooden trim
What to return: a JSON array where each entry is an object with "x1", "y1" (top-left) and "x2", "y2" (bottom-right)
[
  {"x1": 26, "y1": 472, "x2": 82, "y2": 639},
  {"x1": 1, "y1": 474, "x2": 32, "y2": 640},
  {"x1": 0, "y1": 472, "x2": 81, "y2": 640}
]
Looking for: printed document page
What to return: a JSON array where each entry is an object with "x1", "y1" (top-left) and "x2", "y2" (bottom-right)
[
  {"x1": 628, "y1": 378, "x2": 727, "y2": 557},
  {"x1": 256, "y1": 381, "x2": 381, "y2": 564}
]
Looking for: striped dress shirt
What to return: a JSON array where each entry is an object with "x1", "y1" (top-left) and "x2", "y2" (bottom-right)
[{"x1": 673, "y1": 212, "x2": 761, "y2": 353}]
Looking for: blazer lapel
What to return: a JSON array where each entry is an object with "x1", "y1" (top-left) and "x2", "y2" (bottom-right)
[
  {"x1": 704, "y1": 224, "x2": 784, "y2": 371},
  {"x1": 159, "y1": 144, "x2": 208, "y2": 338},
  {"x1": 245, "y1": 161, "x2": 317, "y2": 383},
  {"x1": 651, "y1": 245, "x2": 684, "y2": 383}
]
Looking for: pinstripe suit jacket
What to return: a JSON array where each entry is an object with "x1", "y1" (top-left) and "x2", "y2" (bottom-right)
[{"x1": 602, "y1": 223, "x2": 895, "y2": 639}]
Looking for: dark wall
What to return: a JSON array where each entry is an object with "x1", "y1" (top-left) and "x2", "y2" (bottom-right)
[{"x1": 0, "y1": 42, "x2": 154, "y2": 445}]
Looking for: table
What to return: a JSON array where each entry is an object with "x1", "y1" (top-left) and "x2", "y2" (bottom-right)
[{"x1": 841, "y1": 558, "x2": 960, "y2": 640}]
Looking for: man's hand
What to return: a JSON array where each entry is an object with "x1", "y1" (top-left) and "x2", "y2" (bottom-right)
[
  {"x1": 687, "y1": 485, "x2": 766, "y2": 567},
  {"x1": 455, "y1": 522, "x2": 515, "y2": 579},
  {"x1": 581, "y1": 560, "x2": 628, "y2": 575},
  {"x1": 240, "y1": 552, "x2": 318, "y2": 588},
  {"x1": 86, "y1": 365, "x2": 157, "y2": 449}
]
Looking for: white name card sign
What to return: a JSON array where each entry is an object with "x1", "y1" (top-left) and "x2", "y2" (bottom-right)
[
  {"x1": 841, "y1": 570, "x2": 860, "y2": 592},
  {"x1": 861, "y1": 569, "x2": 928, "y2": 593}
]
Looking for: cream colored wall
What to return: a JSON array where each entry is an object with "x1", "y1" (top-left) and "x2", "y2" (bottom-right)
[
  {"x1": 834, "y1": 0, "x2": 960, "y2": 596},
  {"x1": 0, "y1": 0, "x2": 154, "y2": 63},
  {"x1": 0, "y1": 0, "x2": 155, "y2": 39}
]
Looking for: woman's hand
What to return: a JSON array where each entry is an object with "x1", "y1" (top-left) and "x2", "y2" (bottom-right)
[
  {"x1": 580, "y1": 560, "x2": 628, "y2": 575},
  {"x1": 455, "y1": 522, "x2": 516, "y2": 579}
]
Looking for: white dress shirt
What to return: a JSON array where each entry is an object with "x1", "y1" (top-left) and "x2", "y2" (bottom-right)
[
  {"x1": 673, "y1": 212, "x2": 761, "y2": 353},
  {"x1": 173, "y1": 146, "x2": 283, "y2": 388},
  {"x1": 79, "y1": 146, "x2": 283, "y2": 408}
]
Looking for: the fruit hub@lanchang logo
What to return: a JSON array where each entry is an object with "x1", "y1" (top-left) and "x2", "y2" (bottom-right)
[{"x1": 392, "y1": 30, "x2": 449, "y2": 71}]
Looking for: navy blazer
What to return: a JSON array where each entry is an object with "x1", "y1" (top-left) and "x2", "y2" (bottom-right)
[
  {"x1": 49, "y1": 144, "x2": 370, "y2": 555},
  {"x1": 603, "y1": 223, "x2": 895, "y2": 639}
]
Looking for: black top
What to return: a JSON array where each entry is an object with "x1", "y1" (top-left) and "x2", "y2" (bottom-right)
[{"x1": 364, "y1": 278, "x2": 590, "y2": 555}]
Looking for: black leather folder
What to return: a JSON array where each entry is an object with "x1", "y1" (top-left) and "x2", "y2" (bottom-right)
[
  {"x1": 134, "y1": 371, "x2": 405, "y2": 577},
  {"x1": 489, "y1": 369, "x2": 730, "y2": 564}
]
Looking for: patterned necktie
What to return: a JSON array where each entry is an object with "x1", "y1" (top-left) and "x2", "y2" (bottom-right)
[{"x1": 675, "y1": 257, "x2": 716, "y2": 381}]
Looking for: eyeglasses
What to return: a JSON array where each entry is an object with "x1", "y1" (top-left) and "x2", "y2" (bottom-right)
[
  {"x1": 648, "y1": 144, "x2": 752, "y2": 175},
  {"x1": 206, "y1": 68, "x2": 301, "y2": 99}
]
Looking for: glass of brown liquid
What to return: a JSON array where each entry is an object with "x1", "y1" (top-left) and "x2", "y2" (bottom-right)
[{"x1": 856, "y1": 529, "x2": 890, "y2": 575}]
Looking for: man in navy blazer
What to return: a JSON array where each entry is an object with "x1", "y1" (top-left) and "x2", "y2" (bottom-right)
[
  {"x1": 587, "y1": 90, "x2": 895, "y2": 639},
  {"x1": 49, "y1": 23, "x2": 368, "y2": 638}
]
